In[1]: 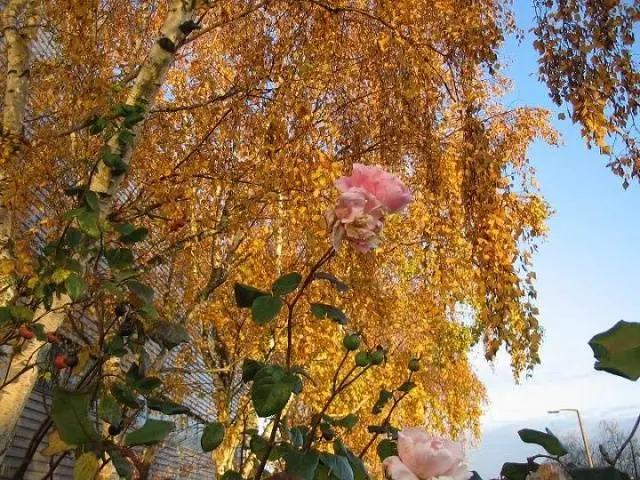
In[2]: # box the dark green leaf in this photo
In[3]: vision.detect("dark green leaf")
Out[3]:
[120,227,148,244]
[64,274,87,301]
[135,376,161,393]
[115,223,135,236]
[336,414,358,429]
[147,397,191,416]
[89,117,108,135]
[102,147,128,173]
[589,321,640,381]
[123,112,145,128]
[105,248,134,270]
[242,359,264,382]
[83,191,100,212]
[319,453,354,480]
[312,272,349,293]
[251,295,283,325]
[377,439,397,462]
[234,283,269,308]
[334,440,370,480]
[109,450,134,480]
[106,336,127,357]
[31,323,46,341]
[398,381,417,393]
[0,307,13,326]
[148,320,189,349]
[518,428,568,456]
[111,384,142,409]
[500,463,538,480]
[99,395,122,426]
[310,303,347,325]
[126,280,154,304]
[290,426,309,449]
[10,305,34,322]
[250,434,269,456]
[125,419,173,446]
[77,210,100,238]
[118,129,135,146]
[51,390,100,444]
[65,228,83,248]
[284,450,320,479]
[272,272,302,296]
[220,472,243,480]
[372,390,393,415]
[251,366,293,417]
[201,422,225,452]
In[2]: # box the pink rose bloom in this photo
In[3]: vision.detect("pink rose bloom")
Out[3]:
[383,429,471,480]
[326,164,412,252]
[335,163,413,213]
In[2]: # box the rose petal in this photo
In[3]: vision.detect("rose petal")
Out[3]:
[383,456,420,480]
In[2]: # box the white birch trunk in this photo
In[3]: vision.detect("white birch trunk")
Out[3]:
[0,0,200,464]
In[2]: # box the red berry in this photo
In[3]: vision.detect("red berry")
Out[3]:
[18,325,35,339]
[46,332,60,343]
[53,353,67,370]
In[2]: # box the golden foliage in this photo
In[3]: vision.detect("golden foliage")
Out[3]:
[3,0,562,474]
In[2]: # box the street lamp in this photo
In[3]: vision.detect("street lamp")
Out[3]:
[548,408,593,467]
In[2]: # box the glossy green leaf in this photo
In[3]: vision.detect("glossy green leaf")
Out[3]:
[377,439,397,462]
[234,283,269,308]
[109,450,134,480]
[312,272,349,293]
[518,428,568,456]
[120,227,148,244]
[589,321,640,381]
[201,422,225,452]
[571,467,631,480]
[64,274,87,301]
[242,359,264,382]
[51,390,100,445]
[310,303,347,325]
[284,450,320,479]
[77,210,100,238]
[147,397,191,415]
[105,248,134,270]
[251,366,293,417]
[500,463,538,480]
[251,295,283,325]
[125,419,173,446]
[319,453,354,480]
[99,395,122,426]
[272,272,302,296]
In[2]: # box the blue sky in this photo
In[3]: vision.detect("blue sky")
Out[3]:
[469,4,640,477]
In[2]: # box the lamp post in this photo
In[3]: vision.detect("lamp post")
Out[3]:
[548,408,593,467]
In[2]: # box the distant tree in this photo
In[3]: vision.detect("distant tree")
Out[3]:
[561,420,640,479]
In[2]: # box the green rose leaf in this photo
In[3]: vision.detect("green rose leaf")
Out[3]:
[311,271,349,293]
[105,248,134,270]
[147,397,191,416]
[83,191,100,212]
[377,439,398,462]
[220,472,243,480]
[201,422,225,452]
[284,450,320,479]
[51,390,100,445]
[319,453,354,480]
[518,428,568,456]
[111,384,143,409]
[125,419,174,446]
[126,279,154,304]
[234,283,269,308]
[588,320,640,381]
[310,303,347,325]
[334,439,370,480]
[398,381,417,393]
[500,463,538,480]
[336,414,358,429]
[242,359,265,382]
[251,295,283,325]
[272,272,303,296]
[77,210,100,238]
[148,320,189,350]
[99,395,122,426]
[251,366,293,417]
[109,450,134,480]
[64,274,87,301]
[120,227,148,244]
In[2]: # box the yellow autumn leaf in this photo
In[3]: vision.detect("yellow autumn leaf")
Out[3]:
[40,430,74,456]
[73,452,98,480]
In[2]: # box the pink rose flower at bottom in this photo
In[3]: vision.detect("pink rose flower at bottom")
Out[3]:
[383,429,471,480]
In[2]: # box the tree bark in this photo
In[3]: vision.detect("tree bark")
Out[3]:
[0,0,200,467]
